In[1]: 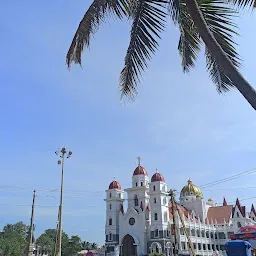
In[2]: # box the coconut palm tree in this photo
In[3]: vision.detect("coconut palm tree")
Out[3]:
[66,0,256,110]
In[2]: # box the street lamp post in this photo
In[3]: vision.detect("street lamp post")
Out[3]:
[55,147,72,256]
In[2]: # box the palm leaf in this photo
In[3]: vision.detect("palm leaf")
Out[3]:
[198,0,240,91]
[168,0,181,23]
[178,1,201,72]
[226,0,256,9]
[206,48,234,92]
[119,0,167,98]
[66,0,127,67]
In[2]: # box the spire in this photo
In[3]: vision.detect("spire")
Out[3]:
[235,198,241,207]
[251,204,256,215]
[223,197,227,206]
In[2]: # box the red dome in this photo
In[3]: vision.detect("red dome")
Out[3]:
[109,180,121,190]
[133,165,148,176]
[151,172,165,182]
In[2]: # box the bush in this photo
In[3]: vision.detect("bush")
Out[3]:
[149,253,164,256]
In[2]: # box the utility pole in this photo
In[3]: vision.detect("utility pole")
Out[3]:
[55,147,72,256]
[54,207,60,256]
[169,189,196,256]
[169,189,178,256]
[27,190,36,256]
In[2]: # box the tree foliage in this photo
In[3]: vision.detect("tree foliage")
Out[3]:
[0,222,99,256]
[149,253,164,256]
[36,229,98,256]
[66,0,256,110]
[0,222,29,256]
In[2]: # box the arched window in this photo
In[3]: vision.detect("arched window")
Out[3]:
[154,229,159,237]
[136,182,138,187]
[109,233,112,241]
[154,212,158,220]
[109,204,112,210]
[109,218,112,225]
[163,197,167,205]
[141,182,143,186]
[154,198,156,204]
[237,222,242,228]
[153,185,156,191]
[164,211,168,222]
[109,192,112,198]
[236,212,239,218]
[134,195,138,206]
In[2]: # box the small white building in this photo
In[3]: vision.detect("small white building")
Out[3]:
[104,161,256,256]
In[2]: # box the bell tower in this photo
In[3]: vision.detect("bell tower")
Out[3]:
[104,178,124,255]
[149,169,169,239]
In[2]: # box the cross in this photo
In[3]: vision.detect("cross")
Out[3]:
[137,156,141,166]
[156,168,158,173]
[114,177,116,181]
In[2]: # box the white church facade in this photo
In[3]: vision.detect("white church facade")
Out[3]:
[104,161,256,256]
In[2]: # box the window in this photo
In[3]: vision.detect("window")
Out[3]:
[109,233,112,241]
[134,195,138,206]
[153,185,156,191]
[109,192,112,198]
[136,182,138,187]
[155,229,159,237]
[109,218,112,225]
[237,222,242,228]
[141,182,143,186]
[164,211,168,222]
[163,197,167,205]
[119,193,121,198]
[236,212,239,218]
[154,198,156,204]
[167,229,170,237]
[110,204,112,210]
[154,212,158,220]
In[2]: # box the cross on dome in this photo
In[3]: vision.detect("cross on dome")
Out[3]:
[156,168,158,173]
[137,156,141,166]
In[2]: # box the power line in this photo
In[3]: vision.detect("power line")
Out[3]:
[199,167,256,189]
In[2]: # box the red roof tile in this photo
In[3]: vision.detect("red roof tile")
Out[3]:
[207,205,233,224]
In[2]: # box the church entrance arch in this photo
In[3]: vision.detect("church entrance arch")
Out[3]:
[122,234,136,256]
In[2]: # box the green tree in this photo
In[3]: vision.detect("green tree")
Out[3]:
[36,229,69,256]
[91,242,98,250]
[67,0,256,110]
[0,222,29,256]
[63,235,83,256]
[149,253,164,256]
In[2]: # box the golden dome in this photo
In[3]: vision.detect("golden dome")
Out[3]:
[180,179,203,199]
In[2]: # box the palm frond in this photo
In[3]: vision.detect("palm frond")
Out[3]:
[226,0,256,9]
[66,0,127,67]
[199,0,240,91]
[119,0,167,98]
[168,0,181,23]
[178,1,201,72]
[206,48,234,92]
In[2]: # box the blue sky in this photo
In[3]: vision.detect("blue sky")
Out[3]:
[1,0,256,246]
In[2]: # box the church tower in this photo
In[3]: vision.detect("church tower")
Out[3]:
[149,169,169,243]
[104,179,124,255]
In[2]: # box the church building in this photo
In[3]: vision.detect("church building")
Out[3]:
[104,160,256,256]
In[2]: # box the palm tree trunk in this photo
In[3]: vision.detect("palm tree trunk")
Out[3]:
[185,0,256,111]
